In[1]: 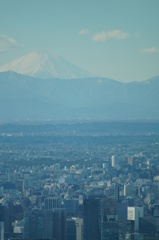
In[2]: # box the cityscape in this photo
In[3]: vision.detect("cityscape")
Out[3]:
[1,1,159,240]
[0,121,159,239]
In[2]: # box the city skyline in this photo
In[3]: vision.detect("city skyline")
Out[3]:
[0,0,159,82]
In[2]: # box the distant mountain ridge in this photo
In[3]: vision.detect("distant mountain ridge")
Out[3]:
[0,71,159,121]
[0,50,93,79]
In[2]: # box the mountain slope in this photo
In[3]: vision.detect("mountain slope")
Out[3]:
[0,50,92,79]
[0,72,159,121]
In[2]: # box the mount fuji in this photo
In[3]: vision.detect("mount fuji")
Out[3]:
[0,50,93,79]
[0,50,159,121]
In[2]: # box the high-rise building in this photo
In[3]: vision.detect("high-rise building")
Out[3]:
[0,205,5,223]
[111,155,116,167]
[83,198,118,240]
[0,203,12,239]
[139,216,159,236]
[66,217,83,240]
[24,208,66,240]
[83,198,101,240]
[118,202,127,221]
[67,218,76,240]
[44,196,62,210]
[24,209,45,240]
[52,208,67,240]
[0,222,4,240]
[64,199,79,216]
[100,198,118,240]
[127,206,144,232]
[75,218,83,240]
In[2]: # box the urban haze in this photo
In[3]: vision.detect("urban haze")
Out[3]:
[0,1,159,240]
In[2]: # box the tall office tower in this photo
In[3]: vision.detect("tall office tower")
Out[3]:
[100,198,118,240]
[111,155,116,167]
[66,218,83,240]
[44,210,53,239]
[83,198,101,240]
[0,222,4,240]
[75,218,83,240]
[24,208,66,240]
[0,205,5,225]
[44,208,66,240]
[0,203,12,239]
[44,196,62,210]
[23,209,45,240]
[83,198,119,240]
[127,206,144,232]
[64,199,79,216]
[139,216,159,236]
[67,218,76,240]
[118,202,127,221]
[52,208,67,240]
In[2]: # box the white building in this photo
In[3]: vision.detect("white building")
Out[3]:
[127,206,144,231]
[111,155,115,167]
[75,218,83,240]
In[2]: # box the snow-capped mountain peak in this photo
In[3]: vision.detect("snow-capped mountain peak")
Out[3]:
[0,50,92,79]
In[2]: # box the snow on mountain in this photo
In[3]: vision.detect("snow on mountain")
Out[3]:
[0,50,93,79]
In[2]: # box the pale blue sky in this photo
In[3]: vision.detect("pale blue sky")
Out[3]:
[0,0,159,82]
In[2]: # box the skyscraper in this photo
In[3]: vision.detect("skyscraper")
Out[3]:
[67,218,76,240]
[111,155,116,167]
[100,198,118,240]
[0,222,4,240]
[83,198,101,240]
[52,208,67,240]
[75,218,83,240]
[83,198,118,240]
[24,208,66,240]
[44,196,62,210]
[24,209,45,240]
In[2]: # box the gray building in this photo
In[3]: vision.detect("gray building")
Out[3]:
[24,208,66,240]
